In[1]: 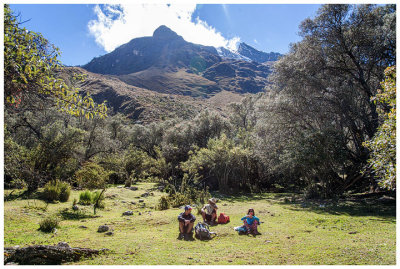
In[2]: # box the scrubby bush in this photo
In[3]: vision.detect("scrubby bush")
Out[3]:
[75,162,108,189]
[157,196,171,210]
[42,180,71,202]
[39,216,60,232]
[58,182,71,202]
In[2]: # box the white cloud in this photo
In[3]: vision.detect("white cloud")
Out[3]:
[88,4,240,53]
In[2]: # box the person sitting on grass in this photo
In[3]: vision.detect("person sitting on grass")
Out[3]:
[241,208,261,235]
[201,198,218,225]
[178,205,196,240]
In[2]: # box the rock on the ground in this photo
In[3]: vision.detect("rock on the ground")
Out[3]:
[122,211,134,216]
[139,199,144,203]
[97,225,110,233]
[129,186,138,191]
[56,242,70,248]
[105,231,114,236]
[79,226,88,229]
[131,201,136,205]
[141,193,149,197]
[72,205,79,211]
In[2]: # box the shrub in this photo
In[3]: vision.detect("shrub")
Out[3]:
[39,216,60,232]
[42,181,61,202]
[79,190,93,205]
[157,196,171,210]
[75,162,108,189]
[42,180,71,202]
[58,181,71,202]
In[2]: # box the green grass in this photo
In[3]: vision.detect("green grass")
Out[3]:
[4,183,396,265]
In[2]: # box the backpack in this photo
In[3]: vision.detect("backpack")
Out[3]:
[217,213,230,224]
[195,222,216,240]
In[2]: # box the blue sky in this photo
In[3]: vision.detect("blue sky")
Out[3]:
[9,4,321,66]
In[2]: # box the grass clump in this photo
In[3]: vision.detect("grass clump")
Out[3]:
[42,180,71,202]
[79,190,94,205]
[38,216,60,232]
[78,190,105,208]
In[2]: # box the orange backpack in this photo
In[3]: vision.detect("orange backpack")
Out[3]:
[217,213,230,224]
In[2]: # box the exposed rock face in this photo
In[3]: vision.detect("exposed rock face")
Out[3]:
[82,26,274,97]
[237,42,282,63]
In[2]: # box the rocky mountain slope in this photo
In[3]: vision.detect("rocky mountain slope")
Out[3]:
[236,42,282,63]
[83,26,274,98]
[73,25,282,122]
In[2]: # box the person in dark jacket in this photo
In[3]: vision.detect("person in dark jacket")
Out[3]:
[177,205,196,240]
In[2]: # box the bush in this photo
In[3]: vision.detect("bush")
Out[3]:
[157,196,171,210]
[39,216,60,232]
[58,182,71,202]
[42,180,71,202]
[157,184,211,210]
[75,162,108,189]
[79,190,93,205]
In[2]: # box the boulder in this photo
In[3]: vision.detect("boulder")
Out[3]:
[130,187,138,191]
[105,231,114,236]
[97,225,110,233]
[141,192,149,197]
[139,199,144,203]
[122,211,134,216]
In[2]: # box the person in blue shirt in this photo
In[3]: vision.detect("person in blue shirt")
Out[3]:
[241,208,261,235]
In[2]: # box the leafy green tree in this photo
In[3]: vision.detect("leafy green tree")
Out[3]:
[364,66,396,190]
[4,5,107,118]
[255,4,396,196]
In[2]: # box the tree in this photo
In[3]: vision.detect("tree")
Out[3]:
[4,5,107,118]
[255,4,396,196]
[363,66,396,190]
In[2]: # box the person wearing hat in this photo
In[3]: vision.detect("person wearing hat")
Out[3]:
[177,205,196,240]
[201,198,218,225]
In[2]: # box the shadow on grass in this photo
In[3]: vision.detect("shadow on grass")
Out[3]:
[58,208,98,220]
[212,192,287,203]
[212,190,395,220]
[277,196,396,221]
[4,189,44,201]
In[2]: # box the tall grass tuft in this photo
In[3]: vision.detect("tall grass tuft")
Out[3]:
[78,190,93,205]
[39,216,60,232]
[42,180,71,202]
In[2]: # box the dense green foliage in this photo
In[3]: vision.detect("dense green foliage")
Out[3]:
[4,5,107,118]
[42,180,71,202]
[364,66,396,190]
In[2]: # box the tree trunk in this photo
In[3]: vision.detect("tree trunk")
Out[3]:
[4,244,109,265]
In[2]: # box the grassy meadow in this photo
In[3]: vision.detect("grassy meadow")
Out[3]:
[4,182,396,265]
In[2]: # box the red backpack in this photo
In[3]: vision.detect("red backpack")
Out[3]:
[218,213,230,224]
